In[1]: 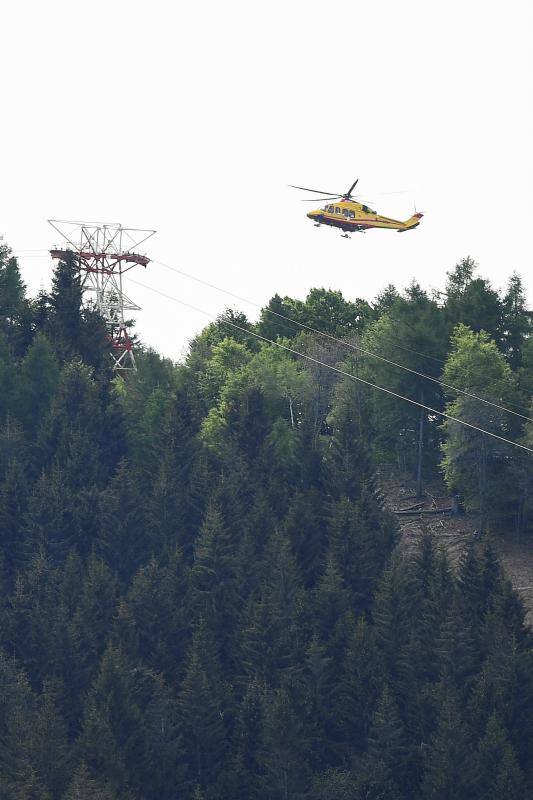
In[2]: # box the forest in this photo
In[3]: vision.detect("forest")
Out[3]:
[0,239,532,799]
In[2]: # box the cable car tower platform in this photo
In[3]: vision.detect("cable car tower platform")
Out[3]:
[48,220,156,371]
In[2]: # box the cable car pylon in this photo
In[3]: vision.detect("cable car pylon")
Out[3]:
[48,220,156,371]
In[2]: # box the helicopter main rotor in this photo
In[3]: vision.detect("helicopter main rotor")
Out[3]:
[289,178,359,200]
[288,178,378,204]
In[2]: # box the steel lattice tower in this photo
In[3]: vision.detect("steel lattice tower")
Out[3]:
[49,220,155,371]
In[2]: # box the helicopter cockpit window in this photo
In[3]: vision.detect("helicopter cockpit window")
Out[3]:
[362,205,369,213]
[349,210,355,219]
[335,207,341,215]
[342,209,350,218]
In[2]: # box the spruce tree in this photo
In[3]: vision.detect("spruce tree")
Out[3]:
[177,622,228,792]
[62,763,116,800]
[335,615,381,754]
[79,645,143,798]
[13,333,60,435]
[97,460,150,582]
[71,554,119,694]
[476,714,524,800]
[190,502,240,667]
[0,458,29,581]
[48,251,84,360]
[420,689,478,800]
[0,247,31,356]
[114,550,188,683]
[444,257,504,346]
[361,685,406,800]
[0,332,15,427]
[501,272,531,369]
[257,680,310,800]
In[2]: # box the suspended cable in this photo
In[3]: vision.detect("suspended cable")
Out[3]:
[152,259,533,424]
[126,276,533,456]
[154,260,450,365]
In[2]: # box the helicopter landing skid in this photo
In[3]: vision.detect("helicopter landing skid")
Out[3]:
[340,232,351,238]
[314,223,321,227]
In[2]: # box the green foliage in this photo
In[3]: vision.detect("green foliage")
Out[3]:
[0,332,15,425]
[0,236,532,799]
[13,334,60,434]
[359,283,448,487]
[445,257,504,345]
[441,324,523,527]
[420,689,478,800]
[258,287,375,341]
[200,344,310,459]
[501,272,532,368]
[178,622,227,792]
[0,247,31,356]
[48,252,84,359]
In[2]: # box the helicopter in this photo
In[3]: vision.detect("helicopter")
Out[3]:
[290,179,423,237]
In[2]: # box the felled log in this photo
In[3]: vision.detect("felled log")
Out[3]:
[398,501,425,512]
[394,507,454,517]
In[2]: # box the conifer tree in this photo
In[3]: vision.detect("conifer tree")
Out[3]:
[190,503,240,666]
[362,685,406,800]
[13,333,60,435]
[240,532,306,684]
[62,763,116,800]
[335,615,381,753]
[282,488,325,588]
[501,272,531,369]
[0,246,31,356]
[420,689,478,800]
[444,257,504,346]
[487,744,527,800]
[27,680,69,799]
[141,675,185,800]
[475,714,524,800]
[0,332,15,426]
[24,465,100,562]
[435,595,479,698]
[3,550,61,684]
[79,645,143,798]
[48,251,84,359]
[0,656,67,800]
[257,680,310,800]
[0,458,29,580]
[177,622,228,792]
[36,360,103,487]
[300,633,339,770]
[229,678,264,799]
[372,556,413,688]
[114,550,188,682]
[71,554,119,693]
[312,558,349,646]
[97,460,150,582]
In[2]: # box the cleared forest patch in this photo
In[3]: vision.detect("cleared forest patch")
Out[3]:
[380,475,533,626]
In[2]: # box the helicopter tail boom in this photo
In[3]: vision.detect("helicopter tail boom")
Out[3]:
[398,212,423,231]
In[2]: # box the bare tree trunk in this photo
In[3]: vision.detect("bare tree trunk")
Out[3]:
[479,435,487,532]
[416,405,425,499]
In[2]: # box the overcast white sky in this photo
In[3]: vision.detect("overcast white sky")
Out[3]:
[1,0,532,359]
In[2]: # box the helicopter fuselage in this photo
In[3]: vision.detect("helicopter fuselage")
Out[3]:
[307,199,422,233]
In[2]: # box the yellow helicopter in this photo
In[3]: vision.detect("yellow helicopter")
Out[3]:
[290,179,423,237]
